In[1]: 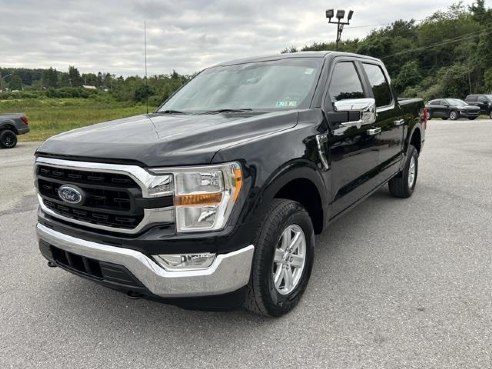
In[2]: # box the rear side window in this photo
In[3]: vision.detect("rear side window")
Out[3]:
[430,100,440,105]
[328,62,365,103]
[478,96,487,103]
[362,63,392,107]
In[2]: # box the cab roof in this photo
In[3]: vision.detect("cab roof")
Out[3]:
[211,51,381,68]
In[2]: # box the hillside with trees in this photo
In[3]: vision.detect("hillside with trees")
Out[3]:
[283,1,492,100]
[1,1,490,105]
[0,65,191,108]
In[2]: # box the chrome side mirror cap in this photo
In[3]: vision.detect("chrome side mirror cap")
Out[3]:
[334,98,376,128]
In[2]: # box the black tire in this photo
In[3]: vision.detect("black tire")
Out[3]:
[468,117,477,120]
[449,110,459,120]
[244,199,314,317]
[0,130,17,148]
[441,117,448,120]
[388,145,418,198]
[489,111,492,119]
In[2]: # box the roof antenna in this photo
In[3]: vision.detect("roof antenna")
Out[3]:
[144,21,149,114]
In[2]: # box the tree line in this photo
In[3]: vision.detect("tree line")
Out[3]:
[283,1,492,100]
[0,65,191,106]
[1,1,490,104]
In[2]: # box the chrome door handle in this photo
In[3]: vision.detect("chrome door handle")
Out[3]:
[394,119,405,126]
[367,127,381,135]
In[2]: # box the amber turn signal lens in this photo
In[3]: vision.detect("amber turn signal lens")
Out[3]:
[233,168,242,202]
[175,192,223,206]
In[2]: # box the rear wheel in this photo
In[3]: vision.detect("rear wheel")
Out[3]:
[489,111,492,119]
[245,199,314,317]
[449,110,459,120]
[0,130,17,148]
[389,145,418,198]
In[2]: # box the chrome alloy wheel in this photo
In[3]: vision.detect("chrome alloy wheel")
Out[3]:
[272,224,306,295]
[408,155,416,189]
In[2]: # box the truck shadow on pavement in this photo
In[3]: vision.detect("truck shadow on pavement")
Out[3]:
[43,187,400,329]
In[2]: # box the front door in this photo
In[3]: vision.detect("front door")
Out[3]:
[323,60,380,217]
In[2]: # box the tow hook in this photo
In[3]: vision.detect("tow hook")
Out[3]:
[47,261,57,268]
[126,291,143,299]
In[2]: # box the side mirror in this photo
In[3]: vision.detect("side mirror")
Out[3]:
[334,98,376,128]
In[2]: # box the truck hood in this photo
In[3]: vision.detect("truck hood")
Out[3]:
[36,111,299,167]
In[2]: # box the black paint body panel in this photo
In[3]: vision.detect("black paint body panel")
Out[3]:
[36,52,425,258]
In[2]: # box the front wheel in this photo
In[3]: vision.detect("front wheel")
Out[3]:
[449,110,459,120]
[245,199,314,317]
[0,130,17,148]
[388,145,418,198]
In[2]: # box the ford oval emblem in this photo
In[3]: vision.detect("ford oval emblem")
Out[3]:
[58,185,84,205]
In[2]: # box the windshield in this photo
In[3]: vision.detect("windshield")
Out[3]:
[447,99,467,106]
[158,58,323,113]
[486,95,492,101]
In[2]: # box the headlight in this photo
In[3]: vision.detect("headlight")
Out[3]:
[151,162,242,233]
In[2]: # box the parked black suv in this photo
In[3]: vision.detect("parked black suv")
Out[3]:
[35,52,426,316]
[464,94,492,118]
[426,98,480,120]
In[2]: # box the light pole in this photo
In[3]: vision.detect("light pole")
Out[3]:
[325,9,354,50]
[0,73,12,92]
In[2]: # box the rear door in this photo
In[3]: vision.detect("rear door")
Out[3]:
[360,62,403,178]
[323,60,380,215]
[477,96,489,114]
[429,100,442,117]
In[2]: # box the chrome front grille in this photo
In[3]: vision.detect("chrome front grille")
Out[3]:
[35,157,174,234]
[42,199,142,229]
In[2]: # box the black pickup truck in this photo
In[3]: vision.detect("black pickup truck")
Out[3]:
[0,113,30,148]
[35,52,426,316]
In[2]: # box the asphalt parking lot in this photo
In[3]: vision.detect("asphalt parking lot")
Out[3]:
[0,120,491,369]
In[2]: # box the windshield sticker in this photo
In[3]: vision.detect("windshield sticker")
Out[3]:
[276,100,298,108]
[304,68,314,75]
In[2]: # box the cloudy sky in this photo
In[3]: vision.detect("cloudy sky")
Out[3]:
[0,0,486,76]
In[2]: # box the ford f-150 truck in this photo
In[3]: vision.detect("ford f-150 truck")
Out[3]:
[0,113,30,148]
[35,52,426,316]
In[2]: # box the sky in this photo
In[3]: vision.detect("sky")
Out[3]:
[0,0,486,77]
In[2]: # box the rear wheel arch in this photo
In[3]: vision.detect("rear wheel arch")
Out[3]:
[409,127,421,154]
[405,125,421,155]
[0,123,17,134]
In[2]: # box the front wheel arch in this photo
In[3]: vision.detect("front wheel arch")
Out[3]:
[253,164,327,235]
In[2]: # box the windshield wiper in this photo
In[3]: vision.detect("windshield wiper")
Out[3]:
[156,109,189,114]
[199,108,253,115]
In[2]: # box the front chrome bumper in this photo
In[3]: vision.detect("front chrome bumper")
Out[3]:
[37,223,254,298]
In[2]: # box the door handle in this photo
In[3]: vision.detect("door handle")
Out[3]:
[394,119,405,126]
[367,127,381,135]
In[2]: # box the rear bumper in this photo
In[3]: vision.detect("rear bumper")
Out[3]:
[37,223,254,298]
[17,127,30,134]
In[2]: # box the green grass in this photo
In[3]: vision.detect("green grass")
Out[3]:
[0,97,151,141]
